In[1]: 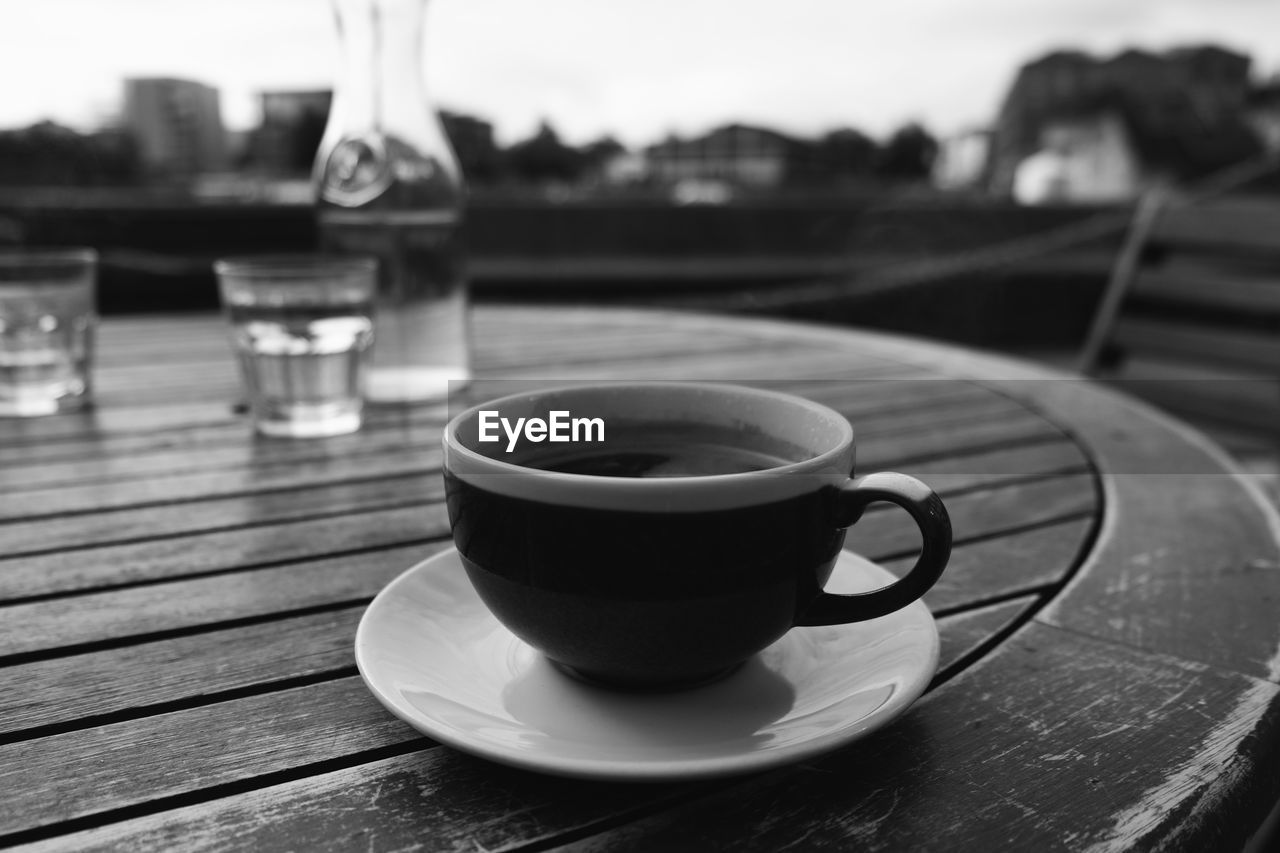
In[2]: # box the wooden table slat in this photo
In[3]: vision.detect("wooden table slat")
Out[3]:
[901,517,1096,614]
[0,541,450,661]
[0,476,444,559]
[0,505,439,602]
[0,677,421,840]
[0,607,366,740]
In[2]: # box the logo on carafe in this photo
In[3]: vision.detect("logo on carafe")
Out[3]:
[321,135,394,207]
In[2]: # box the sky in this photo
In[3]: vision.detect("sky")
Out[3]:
[3,0,1279,147]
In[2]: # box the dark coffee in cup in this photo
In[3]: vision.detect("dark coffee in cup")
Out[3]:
[443,382,951,690]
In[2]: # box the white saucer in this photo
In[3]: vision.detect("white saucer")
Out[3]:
[355,547,939,781]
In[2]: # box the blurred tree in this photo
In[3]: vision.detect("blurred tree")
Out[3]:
[0,122,141,186]
[875,123,939,180]
[505,121,587,183]
[815,128,879,177]
[577,135,627,182]
[580,136,626,167]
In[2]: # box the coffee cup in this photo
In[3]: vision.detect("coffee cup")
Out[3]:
[442,381,951,690]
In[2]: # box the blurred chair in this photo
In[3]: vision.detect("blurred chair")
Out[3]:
[1078,189,1280,433]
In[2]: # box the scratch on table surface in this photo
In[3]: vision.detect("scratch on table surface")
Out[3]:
[959,767,1043,824]
[984,785,1042,824]
[775,822,824,852]
[776,793,902,852]
[367,782,385,811]
[1088,723,1133,740]
[862,789,902,835]
[1082,677,1279,852]
[1147,682,1196,720]
[1001,694,1111,741]
[1041,748,1086,762]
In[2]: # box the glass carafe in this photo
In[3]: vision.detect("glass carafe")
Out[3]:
[314,0,470,402]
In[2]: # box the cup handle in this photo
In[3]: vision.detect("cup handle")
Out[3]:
[797,472,952,625]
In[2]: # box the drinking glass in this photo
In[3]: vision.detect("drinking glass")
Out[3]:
[215,255,377,438]
[0,248,97,417]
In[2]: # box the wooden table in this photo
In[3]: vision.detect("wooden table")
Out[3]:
[2,306,1278,851]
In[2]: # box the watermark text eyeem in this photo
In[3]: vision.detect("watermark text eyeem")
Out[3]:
[478,410,605,452]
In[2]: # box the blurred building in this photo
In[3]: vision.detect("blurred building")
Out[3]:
[600,150,648,184]
[645,125,812,187]
[933,128,993,190]
[989,46,1265,202]
[123,78,229,176]
[1013,103,1145,204]
[251,89,332,174]
[439,111,500,182]
[1247,81,1280,152]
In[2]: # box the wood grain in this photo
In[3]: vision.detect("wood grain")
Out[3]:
[0,472,1090,659]
[0,475,443,558]
[0,677,424,839]
[558,624,1280,853]
[0,505,444,601]
[0,607,365,738]
[0,448,445,521]
[1026,380,1280,684]
[2,608,1023,850]
[846,473,1095,563]
[15,624,1276,852]
[0,523,1080,745]
[904,518,1095,614]
[0,541,452,659]
[0,393,1025,511]
[0,419,445,488]
[932,595,1039,680]
[0,439,1090,602]
[0,395,1061,552]
[9,747,688,853]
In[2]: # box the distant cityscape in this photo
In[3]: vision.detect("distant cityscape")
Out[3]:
[0,76,941,201]
[1,43,1278,205]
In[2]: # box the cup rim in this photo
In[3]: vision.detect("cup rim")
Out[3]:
[213,254,378,279]
[0,247,97,268]
[443,381,855,489]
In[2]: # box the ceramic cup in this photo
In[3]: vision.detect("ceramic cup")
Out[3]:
[442,382,952,690]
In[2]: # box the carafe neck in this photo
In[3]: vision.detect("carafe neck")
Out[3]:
[329,0,429,134]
